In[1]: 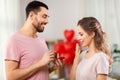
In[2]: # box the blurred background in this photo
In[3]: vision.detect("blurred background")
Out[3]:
[0,0,120,80]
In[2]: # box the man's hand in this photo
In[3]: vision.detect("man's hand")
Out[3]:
[40,50,56,67]
[49,57,64,73]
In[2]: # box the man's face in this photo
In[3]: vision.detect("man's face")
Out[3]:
[32,7,49,32]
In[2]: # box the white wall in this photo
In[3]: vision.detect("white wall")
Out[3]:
[20,0,81,40]
[20,0,120,47]
[0,0,21,79]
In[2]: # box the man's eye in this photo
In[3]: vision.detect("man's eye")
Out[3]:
[42,15,49,19]
[42,15,47,18]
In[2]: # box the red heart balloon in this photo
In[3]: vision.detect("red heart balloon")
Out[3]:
[63,41,74,52]
[53,29,78,65]
[64,29,75,41]
[60,53,75,64]
[54,42,65,53]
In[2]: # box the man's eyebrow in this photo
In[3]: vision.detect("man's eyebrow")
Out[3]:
[44,14,50,17]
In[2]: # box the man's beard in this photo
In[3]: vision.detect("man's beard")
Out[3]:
[35,24,44,33]
[32,22,44,33]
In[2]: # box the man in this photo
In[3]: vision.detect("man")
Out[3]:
[5,1,63,80]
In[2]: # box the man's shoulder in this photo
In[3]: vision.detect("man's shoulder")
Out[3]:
[8,32,20,42]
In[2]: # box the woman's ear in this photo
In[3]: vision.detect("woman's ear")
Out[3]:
[91,32,95,38]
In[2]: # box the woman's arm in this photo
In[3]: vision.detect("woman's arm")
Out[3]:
[70,44,81,80]
[97,74,108,80]
[70,58,80,80]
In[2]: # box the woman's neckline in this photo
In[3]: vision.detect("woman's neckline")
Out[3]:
[83,50,101,60]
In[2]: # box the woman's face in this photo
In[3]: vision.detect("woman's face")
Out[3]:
[77,25,93,47]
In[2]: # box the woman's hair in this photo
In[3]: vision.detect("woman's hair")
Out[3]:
[77,17,113,71]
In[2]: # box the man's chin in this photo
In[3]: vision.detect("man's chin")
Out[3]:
[37,30,44,32]
[37,29,44,32]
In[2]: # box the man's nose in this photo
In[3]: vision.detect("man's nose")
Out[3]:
[45,18,49,24]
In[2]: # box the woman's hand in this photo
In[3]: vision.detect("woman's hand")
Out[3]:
[75,44,81,56]
[74,43,81,63]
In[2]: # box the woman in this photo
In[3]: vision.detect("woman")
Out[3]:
[70,17,112,80]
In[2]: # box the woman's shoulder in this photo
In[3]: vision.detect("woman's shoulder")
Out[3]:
[98,52,108,58]
[96,52,109,61]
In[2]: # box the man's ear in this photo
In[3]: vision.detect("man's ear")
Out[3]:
[29,11,35,20]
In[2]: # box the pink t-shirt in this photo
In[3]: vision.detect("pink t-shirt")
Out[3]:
[5,32,49,80]
[76,50,109,80]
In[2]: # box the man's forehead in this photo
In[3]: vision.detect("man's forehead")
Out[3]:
[38,7,49,15]
[39,7,48,12]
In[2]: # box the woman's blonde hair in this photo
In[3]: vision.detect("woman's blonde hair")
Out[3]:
[77,17,113,71]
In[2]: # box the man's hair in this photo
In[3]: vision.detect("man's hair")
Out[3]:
[26,1,48,18]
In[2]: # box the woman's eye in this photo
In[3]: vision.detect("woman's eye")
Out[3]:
[79,33,83,36]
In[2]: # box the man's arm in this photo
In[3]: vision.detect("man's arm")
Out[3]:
[5,50,55,80]
[5,60,44,80]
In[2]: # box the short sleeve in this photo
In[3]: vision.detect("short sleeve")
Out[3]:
[5,37,20,62]
[96,53,109,74]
